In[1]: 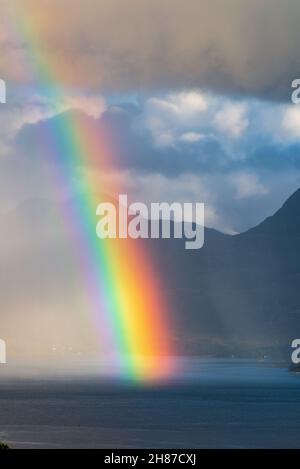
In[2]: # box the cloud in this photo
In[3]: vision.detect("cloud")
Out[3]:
[152,91,208,119]
[126,169,300,234]
[2,89,300,235]
[213,103,248,138]
[179,132,204,143]
[231,171,268,199]
[139,91,208,148]
[282,107,300,139]
[13,91,106,129]
[1,0,300,100]
[0,88,106,162]
[137,91,264,150]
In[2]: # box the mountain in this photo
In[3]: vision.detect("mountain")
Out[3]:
[153,188,300,358]
[2,189,300,360]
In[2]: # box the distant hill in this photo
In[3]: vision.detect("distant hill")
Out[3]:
[2,189,300,360]
[152,188,300,358]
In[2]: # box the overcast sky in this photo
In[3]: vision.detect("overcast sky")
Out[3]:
[0,0,300,236]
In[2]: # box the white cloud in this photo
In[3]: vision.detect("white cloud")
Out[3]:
[179,132,204,143]
[146,91,208,123]
[164,91,208,118]
[141,90,208,148]
[282,106,300,139]
[213,103,248,138]
[125,171,238,234]
[232,172,268,199]
[14,92,106,130]
[139,91,253,149]
[0,90,106,160]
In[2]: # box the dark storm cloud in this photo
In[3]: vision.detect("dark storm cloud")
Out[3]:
[1,0,300,100]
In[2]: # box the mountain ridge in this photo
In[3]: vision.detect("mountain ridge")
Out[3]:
[1,188,300,359]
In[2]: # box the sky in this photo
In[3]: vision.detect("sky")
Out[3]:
[1,0,300,359]
[0,0,300,235]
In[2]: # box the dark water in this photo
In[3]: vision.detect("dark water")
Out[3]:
[0,359,300,448]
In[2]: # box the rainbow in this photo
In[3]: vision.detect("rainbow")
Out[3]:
[4,2,175,381]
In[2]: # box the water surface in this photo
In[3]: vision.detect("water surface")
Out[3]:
[0,359,299,448]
